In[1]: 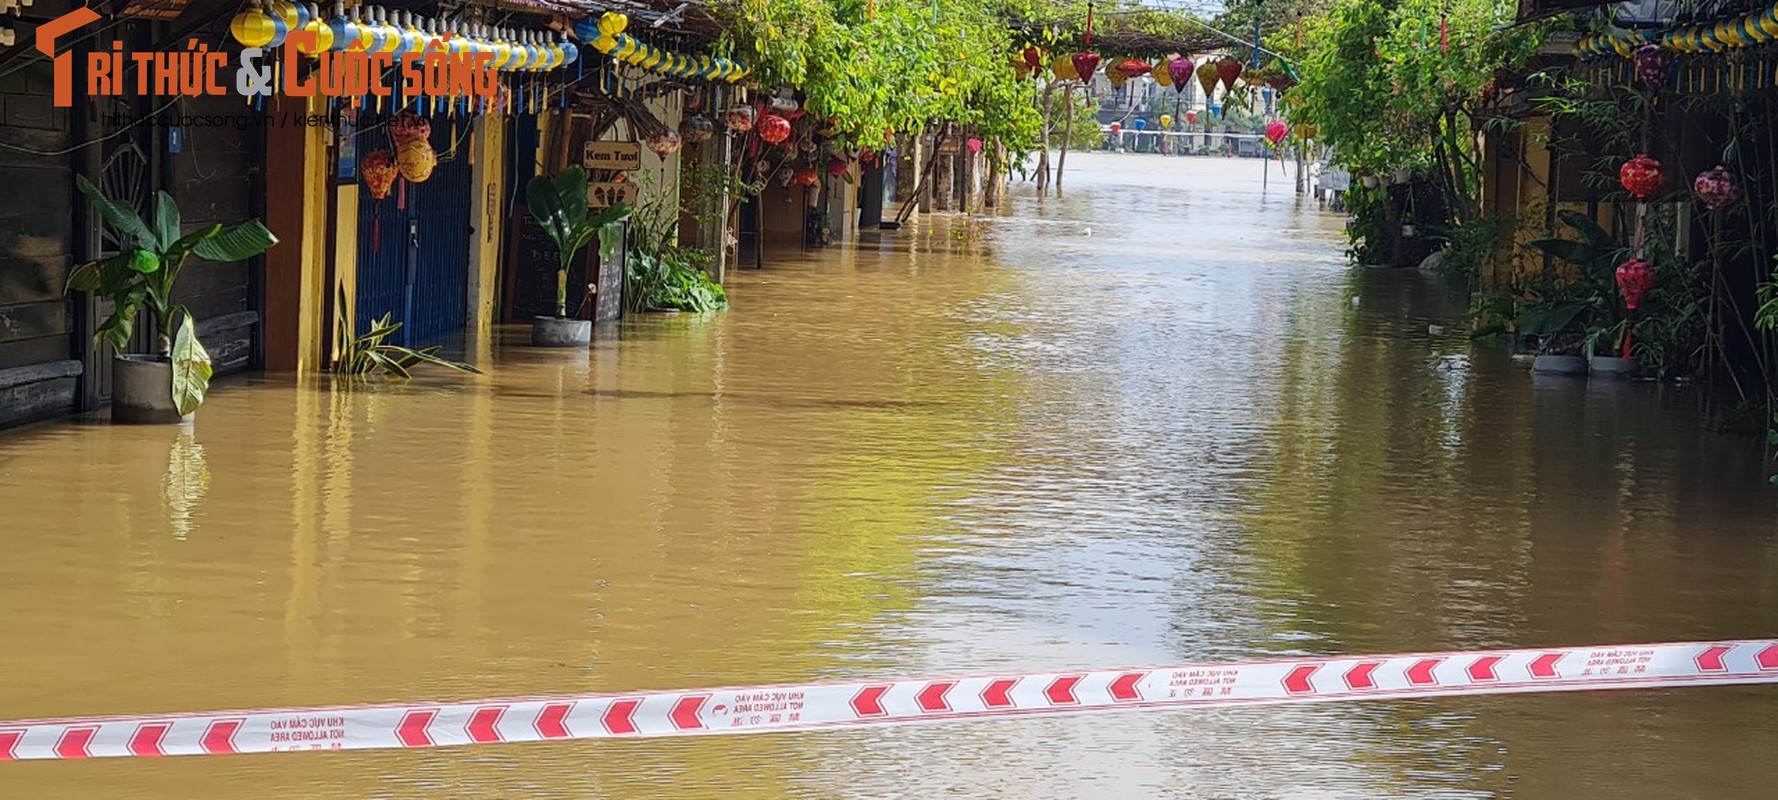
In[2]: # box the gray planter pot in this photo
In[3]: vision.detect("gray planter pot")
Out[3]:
[532,316,592,347]
[1589,355,1635,379]
[1531,354,1589,376]
[112,355,193,425]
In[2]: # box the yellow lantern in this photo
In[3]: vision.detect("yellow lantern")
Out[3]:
[296,4,332,55]
[1763,6,1778,40]
[397,138,436,184]
[1051,54,1077,80]
[229,2,280,49]
[641,46,664,70]
[1153,61,1172,87]
[1159,113,1172,128]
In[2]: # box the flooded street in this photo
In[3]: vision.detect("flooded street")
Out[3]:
[4,154,1777,797]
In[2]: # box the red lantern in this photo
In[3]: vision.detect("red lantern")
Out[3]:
[1113,58,1151,77]
[1616,258,1655,310]
[1109,122,1121,135]
[967,137,983,154]
[360,150,397,200]
[1264,119,1288,146]
[1167,57,1193,90]
[1619,154,1666,201]
[1185,109,1198,125]
[826,158,849,177]
[1216,56,1244,92]
[389,112,430,147]
[1072,52,1100,81]
[724,105,756,133]
[792,167,819,187]
[1022,46,1042,69]
[757,113,792,145]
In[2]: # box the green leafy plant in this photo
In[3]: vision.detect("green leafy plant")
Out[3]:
[526,165,630,318]
[331,287,480,378]
[67,175,278,415]
[623,173,727,314]
[1515,210,1628,350]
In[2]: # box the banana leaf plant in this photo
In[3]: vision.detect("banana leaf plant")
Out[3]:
[67,175,278,415]
[526,165,630,317]
[1519,210,1626,344]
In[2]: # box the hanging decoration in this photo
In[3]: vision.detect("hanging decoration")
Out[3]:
[680,116,715,144]
[1614,257,1655,362]
[1113,58,1151,78]
[360,150,397,200]
[1072,52,1101,82]
[1693,165,1739,210]
[1294,122,1318,140]
[1051,54,1079,81]
[646,129,683,157]
[1168,58,1193,91]
[725,105,756,133]
[577,12,748,82]
[1264,119,1288,146]
[1216,56,1244,93]
[1023,45,1044,70]
[1109,122,1121,135]
[1159,114,1172,128]
[1632,43,1668,90]
[1107,68,1128,90]
[1195,60,1219,97]
[792,167,820,188]
[967,137,984,153]
[757,112,793,145]
[826,158,850,177]
[396,137,436,183]
[1619,154,1667,201]
[230,1,282,49]
[1185,109,1198,125]
[1153,61,1173,88]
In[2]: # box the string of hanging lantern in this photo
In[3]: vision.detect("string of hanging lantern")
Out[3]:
[573,12,748,82]
[1572,8,1778,93]
[228,1,582,115]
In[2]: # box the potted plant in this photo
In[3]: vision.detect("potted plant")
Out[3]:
[526,165,629,347]
[68,177,277,423]
[1524,211,1627,376]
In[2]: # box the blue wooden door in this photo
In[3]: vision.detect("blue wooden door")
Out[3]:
[356,134,474,346]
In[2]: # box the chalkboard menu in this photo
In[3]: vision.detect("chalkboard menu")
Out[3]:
[505,213,626,323]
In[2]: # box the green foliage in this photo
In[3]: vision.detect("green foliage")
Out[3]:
[68,176,275,416]
[331,287,481,379]
[623,174,727,314]
[69,176,278,356]
[1428,215,1509,282]
[1291,0,1540,223]
[1043,86,1102,150]
[526,165,631,317]
[714,0,1040,155]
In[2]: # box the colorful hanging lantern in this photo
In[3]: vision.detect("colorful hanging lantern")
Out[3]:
[396,139,436,183]
[646,129,682,157]
[360,150,397,200]
[230,1,281,48]
[680,116,715,144]
[1159,113,1172,128]
[826,158,849,177]
[1619,154,1666,201]
[1616,258,1654,311]
[967,137,983,154]
[1693,165,1740,210]
[1185,109,1198,125]
[757,112,792,145]
[389,112,430,147]
[1264,119,1288,146]
[1051,54,1078,81]
[1022,45,1043,70]
[1168,58,1193,92]
[792,167,819,187]
[724,105,756,133]
[1294,122,1319,140]
[1114,58,1151,78]
[1072,52,1101,82]
[1195,60,1219,97]
[1109,122,1121,135]
[1153,61,1173,88]
[1107,70,1128,89]
[1633,44,1668,91]
[1216,56,1244,93]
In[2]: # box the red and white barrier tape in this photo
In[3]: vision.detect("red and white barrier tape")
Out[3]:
[3,639,1775,761]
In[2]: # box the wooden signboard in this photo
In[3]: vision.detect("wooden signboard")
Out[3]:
[582,141,642,171]
[588,182,639,209]
[122,0,192,20]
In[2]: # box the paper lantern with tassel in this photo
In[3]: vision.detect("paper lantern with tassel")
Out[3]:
[757,113,792,144]
[1264,119,1288,146]
[646,129,682,157]
[397,139,436,183]
[1153,61,1172,88]
[1693,165,1739,210]
[230,1,281,48]
[1216,56,1244,92]
[1072,52,1101,82]
[1195,60,1218,97]
[360,150,397,200]
[1051,54,1078,81]
[1620,154,1666,201]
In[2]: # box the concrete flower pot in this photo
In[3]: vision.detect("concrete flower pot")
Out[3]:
[112,355,193,424]
[531,316,592,348]
[1531,354,1589,376]
[1589,355,1635,379]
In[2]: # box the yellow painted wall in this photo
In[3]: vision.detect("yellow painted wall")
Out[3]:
[467,115,506,361]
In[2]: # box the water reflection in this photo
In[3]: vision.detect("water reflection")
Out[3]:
[0,155,1775,798]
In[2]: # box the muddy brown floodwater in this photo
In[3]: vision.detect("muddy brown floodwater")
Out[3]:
[3,154,1778,798]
